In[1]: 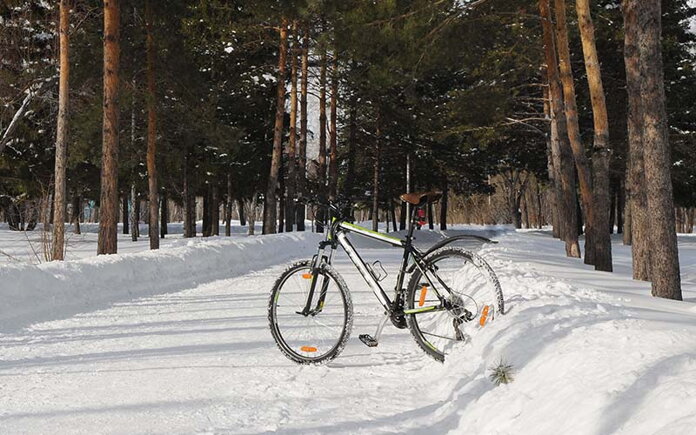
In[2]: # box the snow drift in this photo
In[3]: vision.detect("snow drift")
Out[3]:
[0,233,321,333]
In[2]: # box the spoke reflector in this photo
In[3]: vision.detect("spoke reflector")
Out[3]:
[300,346,317,352]
[479,305,490,327]
[302,273,313,279]
[418,286,428,307]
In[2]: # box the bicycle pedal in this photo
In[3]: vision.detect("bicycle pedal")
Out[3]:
[359,334,379,347]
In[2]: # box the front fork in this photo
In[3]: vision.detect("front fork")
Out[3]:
[298,241,334,316]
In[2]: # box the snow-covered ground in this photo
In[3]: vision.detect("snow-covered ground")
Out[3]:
[1,225,696,434]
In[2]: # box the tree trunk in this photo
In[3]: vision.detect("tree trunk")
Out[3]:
[617,179,624,234]
[328,54,339,200]
[183,155,194,238]
[390,201,397,233]
[122,194,129,234]
[212,184,220,236]
[372,111,381,232]
[427,200,434,230]
[145,0,159,249]
[263,19,288,235]
[296,24,309,232]
[203,188,211,237]
[52,0,70,261]
[278,167,285,233]
[226,174,232,236]
[622,0,650,280]
[316,45,328,233]
[285,22,298,232]
[539,0,580,257]
[609,180,617,234]
[553,0,595,262]
[237,198,246,227]
[160,191,167,238]
[130,184,138,241]
[343,92,358,199]
[636,0,682,300]
[440,176,448,230]
[576,0,612,271]
[98,0,121,255]
[71,194,81,235]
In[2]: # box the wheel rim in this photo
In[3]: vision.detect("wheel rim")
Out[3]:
[411,253,499,357]
[272,266,348,361]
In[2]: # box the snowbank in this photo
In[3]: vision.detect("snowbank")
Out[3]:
[0,232,321,333]
[411,232,696,434]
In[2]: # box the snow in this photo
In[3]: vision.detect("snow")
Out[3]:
[1,226,696,433]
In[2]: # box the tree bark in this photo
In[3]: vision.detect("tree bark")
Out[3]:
[539,0,580,257]
[183,155,194,238]
[316,44,328,233]
[226,174,232,236]
[237,198,246,227]
[553,0,595,262]
[145,0,159,249]
[52,0,70,261]
[296,24,309,232]
[263,19,288,234]
[440,176,448,230]
[635,0,682,300]
[160,191,167,238]
[372,110,381,232]
[343,92,357,199]
[328,54,339,200]
[98,0,120,255]
[622,0,651,279]
[71,194,81,235]
[212,184,219,236]
[122,194,129,234]
[576,0,612,271]
[130,185,138,241]
[285,22,298,232]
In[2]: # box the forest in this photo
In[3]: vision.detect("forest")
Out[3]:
[1,0,695,302]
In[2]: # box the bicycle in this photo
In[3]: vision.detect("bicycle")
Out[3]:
[268,192,505,364]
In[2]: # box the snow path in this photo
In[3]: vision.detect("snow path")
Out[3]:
[2,230,696,434]
[0,247,453,434]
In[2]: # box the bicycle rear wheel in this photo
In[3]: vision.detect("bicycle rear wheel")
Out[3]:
[268,260,353,364]
[405,247,504,362]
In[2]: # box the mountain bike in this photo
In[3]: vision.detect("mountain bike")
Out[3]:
[268,192,505,364]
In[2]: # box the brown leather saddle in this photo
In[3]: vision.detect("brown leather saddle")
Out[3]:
[399,191,442,205]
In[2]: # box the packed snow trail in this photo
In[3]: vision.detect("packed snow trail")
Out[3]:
[1,229,696,434]
[0,244,466,434]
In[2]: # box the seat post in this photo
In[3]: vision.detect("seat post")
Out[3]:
[406,202,419,241]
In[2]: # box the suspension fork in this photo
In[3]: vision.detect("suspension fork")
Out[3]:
[299,240,334,316]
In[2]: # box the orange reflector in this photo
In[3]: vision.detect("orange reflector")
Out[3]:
[418,286,428,307]
[300,346,317,352]
[302,273,313,279]
[479,305,490,327]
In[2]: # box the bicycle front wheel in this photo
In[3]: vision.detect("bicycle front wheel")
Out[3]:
[405,247,504,362]
[268,261,353,364]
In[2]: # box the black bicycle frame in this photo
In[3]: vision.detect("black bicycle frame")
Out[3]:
[300,203,449,318]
